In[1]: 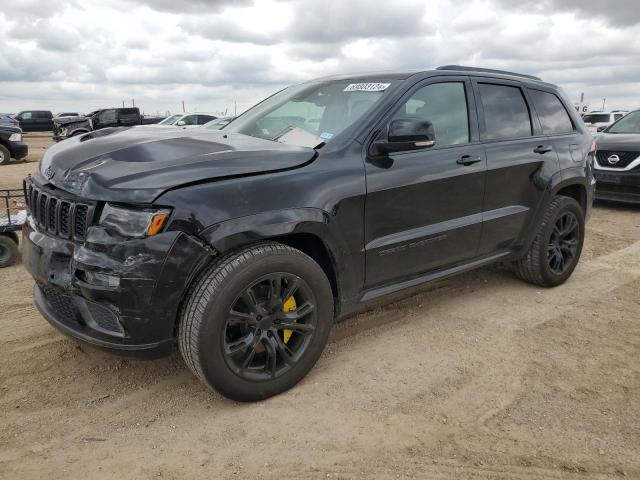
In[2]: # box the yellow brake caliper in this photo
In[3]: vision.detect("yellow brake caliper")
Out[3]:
[282,296,297,344]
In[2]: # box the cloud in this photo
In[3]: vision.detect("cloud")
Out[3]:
[493,0,640,26]
[286,0,431,44]
[123,0,252,14]
[1,0,640,116]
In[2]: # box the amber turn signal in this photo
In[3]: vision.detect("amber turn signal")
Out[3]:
[147,214,169,236]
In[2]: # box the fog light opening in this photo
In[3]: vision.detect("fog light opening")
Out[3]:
[78,270,120,288]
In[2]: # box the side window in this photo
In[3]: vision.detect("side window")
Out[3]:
[21,112,33,120]
[614,114,624,121]
[391,82,470,147]
[197,115,215,125]
[529,89,574,135]
[478,83,532,140]
[182,115,198,125]
[99,110,116,124]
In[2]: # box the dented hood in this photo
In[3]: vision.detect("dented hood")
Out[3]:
[36,127,317,203]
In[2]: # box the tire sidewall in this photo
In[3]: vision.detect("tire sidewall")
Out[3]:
[197,250,333,401]
[537,198,585,286]
[0,235,18,268]
[0,144,10,166]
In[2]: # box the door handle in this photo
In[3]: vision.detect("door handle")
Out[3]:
[533,145,553,154]
[457,155,482,166]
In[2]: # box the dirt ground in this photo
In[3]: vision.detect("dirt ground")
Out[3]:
[1,135,639,479]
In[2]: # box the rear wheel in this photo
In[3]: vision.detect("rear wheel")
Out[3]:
[0,234,18,268]
[513,196,584,287]
[0,144,11,166]
[178,242,333,401]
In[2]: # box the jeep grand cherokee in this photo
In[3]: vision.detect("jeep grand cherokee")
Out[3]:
[23,66,595,401]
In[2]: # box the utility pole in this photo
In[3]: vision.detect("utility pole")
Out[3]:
[234,101,237,116]
[122,100,125,108]
[132,99,135,107]
[602,98,606,111]
[182,100,185,113]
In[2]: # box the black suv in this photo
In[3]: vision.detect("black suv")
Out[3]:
[593,110,640,204]
[53,108,162,141]
[23,66,594,401]
[14,110,54,132]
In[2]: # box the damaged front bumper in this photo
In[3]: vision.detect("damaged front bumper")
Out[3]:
[23,216,212,358]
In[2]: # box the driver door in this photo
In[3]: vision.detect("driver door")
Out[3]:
[364,77,486,288]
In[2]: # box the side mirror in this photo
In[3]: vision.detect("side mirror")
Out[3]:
[375,118,436,154]
[176,120,186,126]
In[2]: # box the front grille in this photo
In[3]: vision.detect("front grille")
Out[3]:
[25,180,95,241]
[596,151,639,169]
[38,282,77,322]
[38,282,125,335]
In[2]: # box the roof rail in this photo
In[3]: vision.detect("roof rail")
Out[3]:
[435,65,542,81]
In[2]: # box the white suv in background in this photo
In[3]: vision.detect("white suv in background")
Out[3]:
[582,111,629,133]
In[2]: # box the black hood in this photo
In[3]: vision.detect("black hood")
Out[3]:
[53,116,89,126]
[596,133,640,151]
[35,127,317,203]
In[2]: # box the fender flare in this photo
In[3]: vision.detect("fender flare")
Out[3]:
[199,207,343,260]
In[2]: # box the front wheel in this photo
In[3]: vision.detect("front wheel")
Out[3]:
[0,144,11,166]
[0,234,19,268]
[178,242,334,401]
[513,196,585,287]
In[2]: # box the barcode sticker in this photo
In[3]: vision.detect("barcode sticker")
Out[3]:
[343,83,390,92]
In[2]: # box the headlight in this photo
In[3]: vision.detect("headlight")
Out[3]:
[60,128,68,137]
[9,133,21,142]
[99,204,171,238]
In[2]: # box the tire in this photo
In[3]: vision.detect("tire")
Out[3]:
[513,196,585,287]
[178,242,334,401]
[0,234,19,268]
[0,144,11,166]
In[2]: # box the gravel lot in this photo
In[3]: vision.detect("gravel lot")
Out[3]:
[1,134,639,479]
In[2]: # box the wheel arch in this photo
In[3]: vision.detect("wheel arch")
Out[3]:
[197,208,345,315]
[551,177,589,214]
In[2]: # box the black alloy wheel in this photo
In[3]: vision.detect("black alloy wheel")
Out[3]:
[178,242,333,401]
[223,273,317,381]
[547,212,580,275]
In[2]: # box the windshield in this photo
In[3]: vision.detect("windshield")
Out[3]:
[224,79,396,147]
[204,117,233,130]
[606,110,640,134]
[159,114,182,125]
[582,114,610,124]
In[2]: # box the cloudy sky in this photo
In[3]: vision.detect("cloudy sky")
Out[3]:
[1,0,639,116]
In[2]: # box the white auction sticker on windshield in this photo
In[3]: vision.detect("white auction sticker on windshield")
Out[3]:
[343,83,390,92]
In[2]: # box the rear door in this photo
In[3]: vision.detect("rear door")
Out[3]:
[527,87,582,176]
[36,111,53,131]
[473,79,558,255]
[364,76,486,287]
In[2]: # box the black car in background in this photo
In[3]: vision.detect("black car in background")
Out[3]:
[0,114,19,128]
[14,110,54,132]
[23,66,594,401]
[53,108,163,141]
[0,126,28,165]
[594,110,640,204]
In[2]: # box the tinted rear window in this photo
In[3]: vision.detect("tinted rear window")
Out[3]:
[529,89,574,135]
[479,83,532,141]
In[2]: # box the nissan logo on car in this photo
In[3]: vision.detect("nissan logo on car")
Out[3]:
[607,154,620,165]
